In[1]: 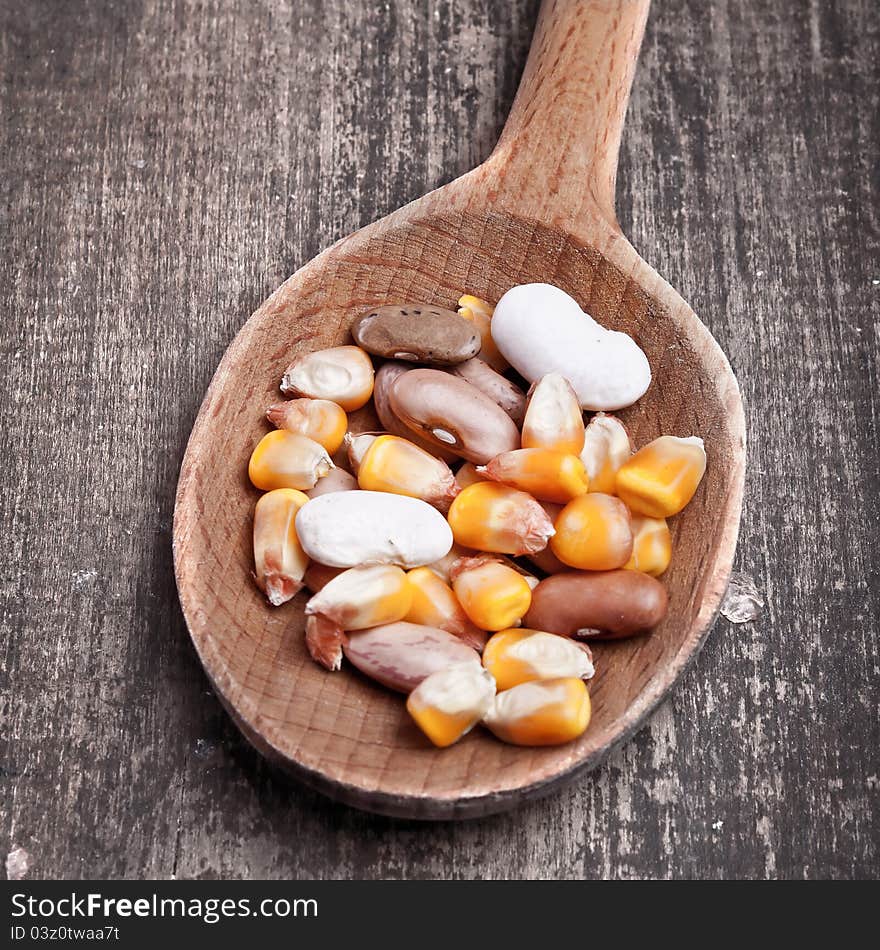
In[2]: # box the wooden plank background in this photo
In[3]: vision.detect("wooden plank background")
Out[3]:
[1,0,877,879]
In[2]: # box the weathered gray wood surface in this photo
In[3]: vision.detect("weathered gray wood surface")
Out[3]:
[1,0,877,879]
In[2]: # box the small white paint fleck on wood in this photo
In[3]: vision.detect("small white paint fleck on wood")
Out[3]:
[6,847,32,881]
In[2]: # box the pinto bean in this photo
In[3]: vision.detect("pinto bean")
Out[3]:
[372,361,459,463]
[351,304,480,365]
[344,622,481,693]
[389,368,520,464]
[449,358,526,425]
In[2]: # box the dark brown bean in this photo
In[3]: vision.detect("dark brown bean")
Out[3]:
[524,570,668,640]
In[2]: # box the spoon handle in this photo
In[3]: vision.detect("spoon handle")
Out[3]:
[485,0,649,234]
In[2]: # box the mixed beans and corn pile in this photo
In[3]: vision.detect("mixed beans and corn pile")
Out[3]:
[246,283,707,749]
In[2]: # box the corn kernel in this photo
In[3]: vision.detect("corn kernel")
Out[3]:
[450,557,532,632]
[253,488,310,605]
[482,628,594,691]
[457,294,508,373]
[616,436,707,517]
[521,373,585,455]
[524,502,568,574]
[440,550,539,590]
[624,514,672,576]
[483,677,591,746]
[248,429,334,491]
[405,567,488,651]
[457,294,493,318]
[266,398,348,454]
[281,345,375,411]
[305,613,345,671]
[355,434,460,513]
[480,448,589,504]
[305,564,413,630]
[406,662,496,748]
[455,461,487,490]
[550,492,633,570]
[501,558,540,590]
[446,482,555,556]
[580,412,632,494]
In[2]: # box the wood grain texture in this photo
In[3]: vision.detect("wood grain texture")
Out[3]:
[1,0,877,876]
[173,0,744,819]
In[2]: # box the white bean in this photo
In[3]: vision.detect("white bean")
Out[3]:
[490,283,651,411]
[295,490,453,568]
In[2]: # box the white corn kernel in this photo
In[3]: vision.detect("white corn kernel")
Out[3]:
[407,663,496,747]
[580,412,632,494]
[521,373,585,455]
[281,345,374,411]
[482,628,594,691]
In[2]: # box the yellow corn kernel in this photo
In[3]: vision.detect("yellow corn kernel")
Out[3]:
[483,678,591,746]
[405,567,487,652]
[457,294,508,373]
[281,345,375,411]
[480,448,589,504]
[521,373,585,455]
[248,430,334,491]
[304,564,413,630]
[406,662,496,748]
[356,434,460,513]
[305,613,345,671]
[253,488,310,606]
[455,462,487,490]
[499,558,540,591]
[616,436,707,518]
[457,294,493,317]
[450,557,532,632]
[446,482,555,556]
[581,412,632,494]
[550,492,633,570]
[524,502,568,574]
[431,550,535,590]
[624,514,672,576]
[344,432,376,474]
[265,398,348,454]
[482,628,594,691]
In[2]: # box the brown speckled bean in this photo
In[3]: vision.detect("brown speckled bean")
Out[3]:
[351,304,480,365]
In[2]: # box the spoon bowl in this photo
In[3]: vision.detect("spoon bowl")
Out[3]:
[173,0,745,818]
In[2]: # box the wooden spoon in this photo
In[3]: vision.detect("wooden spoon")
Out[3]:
[173,0,745,818]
